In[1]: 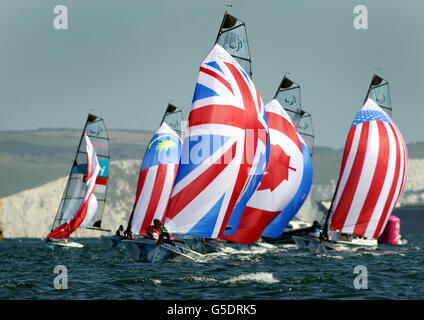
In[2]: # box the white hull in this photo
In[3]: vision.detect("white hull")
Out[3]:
[292,235,379,252]
[47,240,84,248]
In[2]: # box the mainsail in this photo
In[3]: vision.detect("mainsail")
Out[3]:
[48,114,110,237]
[128,123,181,236]
[215,12,252,78]
[47,134,101,239]
[364,74,392,117]
[327,98,407,238]
[297,111,314,156]
[221,99,304,244]
[164,44,269,238]
[274,75,303,128]
[161,103,183,137]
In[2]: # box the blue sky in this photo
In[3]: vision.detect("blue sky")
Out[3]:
[0,0,423,148]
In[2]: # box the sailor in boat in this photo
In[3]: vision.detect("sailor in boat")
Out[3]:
[307,221,323,239]
[123,228,134,239]
[145,219,175,246]
[115,225,124,238]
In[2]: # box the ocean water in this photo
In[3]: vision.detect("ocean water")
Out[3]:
[0,234,423,300]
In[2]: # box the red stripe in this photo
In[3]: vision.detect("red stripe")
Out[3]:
[329,125,356,221]
[266,112,302,152]
[220,206,280,244]
[138,165,168,236]
[218,63,263,236]
[96,177,108,185]
[199,67,234,95]
[354,122,390,236]
[397,126,408,195]
[373,124,402,237]
[331,122,370,232]
[166,143,237,220]
[133,170,148,210]
[189,104,245,128]
[335,126,357,194]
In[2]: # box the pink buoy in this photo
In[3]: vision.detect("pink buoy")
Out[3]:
[378,215,401,245]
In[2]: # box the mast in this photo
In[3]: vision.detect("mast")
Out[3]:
[215,11,252,78]
[49,115,90,233]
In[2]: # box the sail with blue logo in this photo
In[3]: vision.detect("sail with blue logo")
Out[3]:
[49,113,110,234]
[164,44,269,239]
[128,122,181,236]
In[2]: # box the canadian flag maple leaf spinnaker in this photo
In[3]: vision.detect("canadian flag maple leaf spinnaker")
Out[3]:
[221,99,304,244]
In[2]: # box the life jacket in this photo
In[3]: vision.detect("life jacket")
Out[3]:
[146,226,160,240]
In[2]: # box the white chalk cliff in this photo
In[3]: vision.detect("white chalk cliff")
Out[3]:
[1,159,423,238]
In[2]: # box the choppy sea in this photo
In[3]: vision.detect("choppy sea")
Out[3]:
[1,233,423,300]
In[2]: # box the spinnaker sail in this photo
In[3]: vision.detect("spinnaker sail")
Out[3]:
[47,114,110,239]
[327,98,407,238]
[364,74,392,117]
[215,12,252,78]
[262,134,313,238]
[47,134,101,239]
[261,76,314,238]
[220,99,304,244]
[164,44,269,239]
[128,122,181,236]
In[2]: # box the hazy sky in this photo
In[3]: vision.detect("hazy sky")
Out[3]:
[1,0,423,148]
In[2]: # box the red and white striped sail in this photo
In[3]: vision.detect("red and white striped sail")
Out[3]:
[329,98,408,239]
[220,99,304,244]
[129,123,181,236]
[47,135,100,239]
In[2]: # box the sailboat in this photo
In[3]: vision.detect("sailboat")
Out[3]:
[121,107,194,262]
[46,114,110,248]
[162,42,269,256]
[261,75,314,243]
[293,76,408,252]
